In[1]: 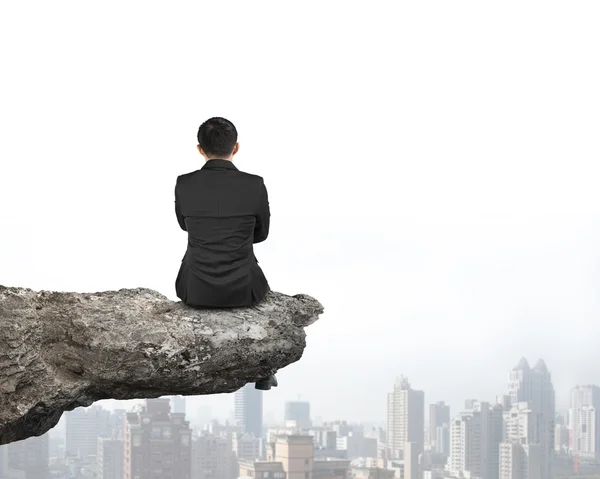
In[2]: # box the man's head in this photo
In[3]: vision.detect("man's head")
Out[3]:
[197,117,239,161]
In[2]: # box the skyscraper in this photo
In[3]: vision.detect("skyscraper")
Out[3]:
[387,376,425,459]
[235,383,264,438]
[285,401,311,428]
[65,404,112,459]
[501,358,555,479]
[568,384,600,460]
[192,432,236,479]
[124,398,192,479]
[429,401,450,449]
[446,401,489,479]
[500,402,542,479]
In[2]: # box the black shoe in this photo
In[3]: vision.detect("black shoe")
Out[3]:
[255,375,278,390]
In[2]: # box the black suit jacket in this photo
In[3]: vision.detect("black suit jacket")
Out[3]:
[174,159,271,307]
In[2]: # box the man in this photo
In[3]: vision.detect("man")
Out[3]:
[174,117,277,390]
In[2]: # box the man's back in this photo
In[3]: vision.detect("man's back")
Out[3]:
[175,159,270,307]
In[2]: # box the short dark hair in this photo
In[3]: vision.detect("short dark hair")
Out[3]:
[197,117,238,158]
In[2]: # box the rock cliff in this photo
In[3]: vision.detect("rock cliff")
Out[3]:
[0,285,323,445]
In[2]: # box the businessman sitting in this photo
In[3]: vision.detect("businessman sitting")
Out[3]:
[174,117,277,390]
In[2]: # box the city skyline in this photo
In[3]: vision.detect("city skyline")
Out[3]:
[9,357,600,478]
[91,356,590,427]
[51,357,599,438]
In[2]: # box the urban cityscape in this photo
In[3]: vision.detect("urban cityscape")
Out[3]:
[1,358,599,479]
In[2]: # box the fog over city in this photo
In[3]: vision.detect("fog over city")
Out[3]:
[1,0,599,470]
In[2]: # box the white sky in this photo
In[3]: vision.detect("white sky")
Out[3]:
[1,1,599,427]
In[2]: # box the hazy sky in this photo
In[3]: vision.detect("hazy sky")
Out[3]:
[1,1,599,427]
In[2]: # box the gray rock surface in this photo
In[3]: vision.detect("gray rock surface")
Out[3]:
[0,285,323,445]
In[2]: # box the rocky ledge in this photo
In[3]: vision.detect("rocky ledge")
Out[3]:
[0,285,323,445]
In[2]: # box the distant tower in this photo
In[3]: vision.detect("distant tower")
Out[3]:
[446,401,490,479]
[387,375,425,459]
[500,358,555,479]
[123,398,192,479]
[235,383,264,438]
[569,385,600,461]
[65,404,112,459]
[284,401,312,428]
[429,401,450,449]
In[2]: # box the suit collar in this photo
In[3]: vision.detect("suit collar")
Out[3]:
[201,159,238,171]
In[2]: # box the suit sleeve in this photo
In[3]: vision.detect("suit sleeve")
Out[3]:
[174,179,187,232]
[253,178,270,243]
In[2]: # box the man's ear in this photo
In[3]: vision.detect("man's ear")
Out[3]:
[232,142,240,156]
[197,145,208,161]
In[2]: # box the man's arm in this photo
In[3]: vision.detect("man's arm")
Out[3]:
[174,180,187,232]
[253,178,270,243]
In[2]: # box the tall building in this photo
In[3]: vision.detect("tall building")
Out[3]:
[285,401,312,429]
[500,402,542,479]
[429,402,450,449]
[233,432,263,460]
[65,404,112,459]
[97,437,124,479]
[387,376,425,459]
[273,435,314,479]
[568,384,600,460]
[501,358,555,479]
[487,402,505,479]
[123,398,192,479]
[446,402,488,479]
[445,400,503,479]
[5,433,50,478]
[404,442,422,479]
[435,423,450,455]
[192,432,236,479]
[235,383,264,438]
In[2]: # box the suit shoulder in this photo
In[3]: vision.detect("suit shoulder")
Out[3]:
[236,170,264,183]
[176,170,201,184]
[230,169,263,187]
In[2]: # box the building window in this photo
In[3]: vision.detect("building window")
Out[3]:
[133,435,141,447]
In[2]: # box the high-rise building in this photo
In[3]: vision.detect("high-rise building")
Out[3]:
[487,402,505,479]
[285,401,311,429]
[123,398,192,479]
[499,441,541,479]
[404,442,422,479]
[5,432,50,478]
[501,358,555,479]
[274,435,314,479]
[429,402,450,449]
[500,402,542,479]
[97,437,124,479]
[445,400,503,479]
[235,384,263,438]
[387,376,424,459]
[192,432,236,479]
[65,404,112,459]
[568,385,600,460]
[233,432,262,460]
[435,423,450,455]
[446,401,489,479]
